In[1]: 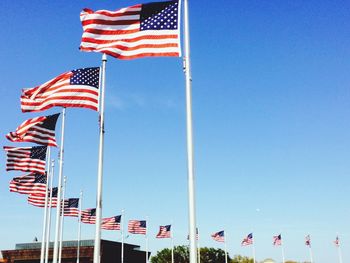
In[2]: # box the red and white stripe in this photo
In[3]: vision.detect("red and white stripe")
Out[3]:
[79,3,181,60]
[128,220,146,234]
[20,72,98,112]
[9,174,47,195]
[28,194,57,208]
[101,216,121,230]
[81,209,96,224]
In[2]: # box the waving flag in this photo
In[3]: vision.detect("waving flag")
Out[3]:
[81,208,96,224]
[241,233,253,246]
[211,230,225,242]
[20,68,100,112]
[9,173,47,195]
[128,220,147,234]
[63,198,80,217]
[156,225,171,238]
[6,114,60,147]
[28,187,58,207]
[4,146,47,174]
[305,235,311,247]
[102,215,121,230]
[80,0,181,60]
[334,236,340,247]
[273,234,282,246]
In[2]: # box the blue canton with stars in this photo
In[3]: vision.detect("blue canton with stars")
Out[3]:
[70,67,100,88]
[140,0,179,31]
[30,146,47,160]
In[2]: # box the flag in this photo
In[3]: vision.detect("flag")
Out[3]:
[81,208,96,224]
[128,220,147,234]
[211,230,225,242]
[28,187,58,208]
[9,173,47,195]
[187,227,199,240]
[80,0,181,60]
[334,236,340,247]
[241,233,253,246]
[63,198,80,217]
[4,146,47,174]
[273,234,282,246]
[102,215,121,230]
[305,235,311,247]
[6,114,60,147]
[156,225,171,238]
[20,68,100,112]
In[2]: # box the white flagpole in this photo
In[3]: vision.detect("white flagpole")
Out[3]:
[121,209,124,263]
[40,147,51,263]
[337,245,343,263]
[58,176,67,263]
[45,160,55,263]
[281,244,285,263]
[77,190,83,263]
[224,232,228,263]
[308,246,313,263]
[171,222,174,263]
[197,233,200,263]
[53,107,66,263]
[93,53,107,263]
[183,1,197,263]
[252,238,256,263]
[145,217,149,263]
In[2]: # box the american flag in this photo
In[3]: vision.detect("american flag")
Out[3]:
[4,146,47,174]
[80,0,181,60]
[28,187,58,208]
[273,234,282,246]
[334,236,340,247]
[128,220,147,234]
[9,173,47,195]
[156,225,171,238]
[101,215,121,230]
[20,68,100,112]
[211,230,225,242]
[81,208,96,224]
[63,198,80,217]
[305,235,311,247]
[6,114,60,147]
[241,233,253,246]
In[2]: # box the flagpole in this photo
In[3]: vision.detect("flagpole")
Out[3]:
[197,231,200,263]
[183,1,197,263]
[171,221,174,263]
[93,53,107,263]
[281,244,285,263]
[308,246,313,263]
[45,160,55,263]
[145,216,149,263]
[40,147,51,263]
[77,190,83,263]
[53,107,66,263]
[252,238,256,263]
[121,209,124,263]
[58,176,67,263]
[224,232,228,263]
[337,245,343,263]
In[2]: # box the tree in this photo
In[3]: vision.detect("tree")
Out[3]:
[231,254,254,263]
[150,246,231,263]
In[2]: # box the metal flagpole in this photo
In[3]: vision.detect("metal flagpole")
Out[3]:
[252,237,256,263]
[53,107,66,263]
[77,190,83,263]
[40,147,51,263]
[58,176,67,263]
[309,246,313,263]
[45,160,55,263]
[145,216,148,263]
[337,245,343,263]
[281,244,285,263]
[197,229,200,263]
[224,232,228,263]
[171,221,174,263]
[93,53,107,263]
[183,1,197,263]
[121,209,124,263]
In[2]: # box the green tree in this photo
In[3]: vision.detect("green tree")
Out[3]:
[230,254,254,263]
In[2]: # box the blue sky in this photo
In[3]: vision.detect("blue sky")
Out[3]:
[0,0,349,262]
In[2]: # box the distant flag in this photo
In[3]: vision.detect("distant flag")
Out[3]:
[4,146,47,174]
[63,198,80,217]
[273,234,282,246]
[241,233,254,246]
[20,68,100,112]
[187,227,199,240]
[211,230,225,242]
[81,208,96,224]
[305,235,311,247]
[334,236,340,247]
[128,220,147,234]
[9,173,47,195]
[28,187,58,208]
[6,114,60,147]
[101,215,121,230]
[156,225,171,238]
[79,0,181,60]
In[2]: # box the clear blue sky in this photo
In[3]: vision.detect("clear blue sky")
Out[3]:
[0,0,349,262]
